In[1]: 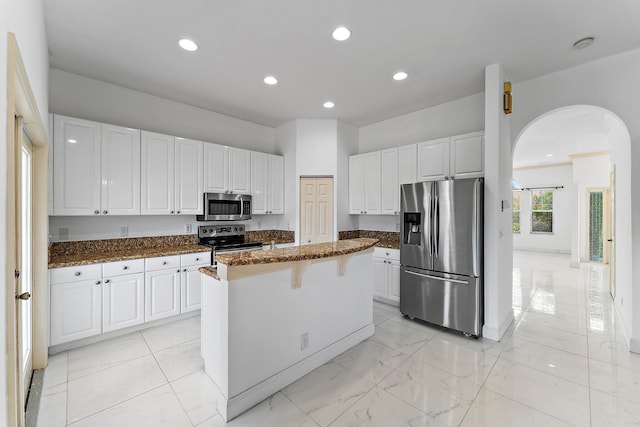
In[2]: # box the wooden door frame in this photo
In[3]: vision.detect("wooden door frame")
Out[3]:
[6,33,49,426]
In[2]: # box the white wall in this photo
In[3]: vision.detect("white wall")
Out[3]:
[336,121,359,232]
[50,69,276,152]
[0,0,49,422]
[513,165,574,254]
[511,49,639,350]
[275,121,297,236]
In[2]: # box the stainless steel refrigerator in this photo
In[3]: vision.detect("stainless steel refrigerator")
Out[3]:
[400,178,483,336]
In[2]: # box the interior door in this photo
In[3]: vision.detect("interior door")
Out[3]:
[299,177,334,244]
[16,122,34,407]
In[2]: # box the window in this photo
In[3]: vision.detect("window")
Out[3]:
[531,189,553,233]
[512,190,521,233]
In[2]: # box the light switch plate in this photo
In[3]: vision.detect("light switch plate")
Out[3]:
[120,226,128,237]
[59,228,69,240]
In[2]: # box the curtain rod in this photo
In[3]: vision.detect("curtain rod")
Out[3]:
[515,186,564,191]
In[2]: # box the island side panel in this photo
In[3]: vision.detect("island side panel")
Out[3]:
[201,274,230,397]
[226,251,374,398]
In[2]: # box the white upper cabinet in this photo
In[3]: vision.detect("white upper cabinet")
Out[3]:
[268,154,284,214]
[381,148,399,215]
[141,131,175,215]
[228,147,251,194]
[398,144,417,185]
[417,133,484,181]
[450,132,484,179]
[175,138,203,215]
[417,137,450,181]
[53,115,101,215]
[203,143,228,193]
[349,151,381,215]
[251,152,284,215]
[100,124,141,215]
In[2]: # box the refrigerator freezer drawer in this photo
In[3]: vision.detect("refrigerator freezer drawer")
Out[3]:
[399,267,483,336]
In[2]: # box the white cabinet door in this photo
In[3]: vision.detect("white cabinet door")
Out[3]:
[348,155,364,214]
[388,260,401,303]
[373,258,388,300]
[450,132,484,179]
[228,147,251,194]
[50,279,102,345]
[181,266,202,313]
[417,137,450,181]
[398,144,417,185]
[363,151,381,214]
[250,151,268,214]
[48,114,54,216]
[316,178,333,243]
[381,148,399,215]
[204,142,228,192]
[141,131,175,215]
[145,269,180,321]
[175,138,203,215]
[53,115,101,215]
[101,124,141,215]
[268,154,284,214]
[102,273,144,332]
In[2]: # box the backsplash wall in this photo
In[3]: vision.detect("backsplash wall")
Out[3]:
[49,215,288,242]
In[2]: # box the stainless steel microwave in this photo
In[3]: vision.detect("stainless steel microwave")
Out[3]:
[196,193,252,221]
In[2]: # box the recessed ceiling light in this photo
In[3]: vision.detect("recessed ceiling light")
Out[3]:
[323,101,335,109]
[393,71,408,81]
[264,76,278,85]
[178,38,198,52]
[573,37,594,50]
[332,26,351,41]
[67,139,77,144]
[545,154,554,157]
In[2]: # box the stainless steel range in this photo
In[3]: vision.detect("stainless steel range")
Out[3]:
[198,225,263,265]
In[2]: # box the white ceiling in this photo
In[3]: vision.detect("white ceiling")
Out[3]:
[43,0,640,128]
[513,107,614,169]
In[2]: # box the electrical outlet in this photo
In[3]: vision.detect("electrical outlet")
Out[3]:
[120,226,129,237]
[395,223,400,231]
[300,332,309,350]
[185,224,192,233]
[287,222,291,230]
[257,221,262,229]
[59,227,69,240]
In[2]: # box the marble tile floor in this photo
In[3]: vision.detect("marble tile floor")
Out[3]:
[36,251,640,426]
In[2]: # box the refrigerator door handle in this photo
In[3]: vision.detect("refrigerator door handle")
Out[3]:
[404,270,469,285]
[427,194,433,257]
[433,194,439,258]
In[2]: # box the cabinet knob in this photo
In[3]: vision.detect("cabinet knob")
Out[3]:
[177,211,181,214]
[183,268,187,272]
[177,269,181,273]
[162,261,167,265]
[103,210,108,214]
[95,280,101,285]
[104,279,110,284]
[308,240,311,243]
[123,266,128,270]
[195,258,200,261]
[386,252,390,256]
[171,210,175,214]
[94,210,100,215]
[74,271,81,276]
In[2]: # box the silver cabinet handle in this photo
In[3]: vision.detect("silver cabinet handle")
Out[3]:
[74,271,81,276]
[94,210,99,215]
[104,279,110,284]
[103,210,108,214]
[404,270,468,285]
[95,280,101,285]
[162,261,167,265]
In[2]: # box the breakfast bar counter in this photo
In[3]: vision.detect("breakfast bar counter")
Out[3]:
[200,238,377,421]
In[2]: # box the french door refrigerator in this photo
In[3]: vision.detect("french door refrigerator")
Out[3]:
[400,178,483,336]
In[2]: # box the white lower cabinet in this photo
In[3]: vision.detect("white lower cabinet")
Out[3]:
[50,278,102,346]
[181,267,203,313]
[103,272,145,333]
[145,268,181,322]
[373,248,401,306]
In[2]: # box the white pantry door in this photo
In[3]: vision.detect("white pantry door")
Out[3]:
[299,177,333,244]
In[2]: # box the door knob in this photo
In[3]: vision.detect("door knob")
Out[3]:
[16,292,31,301]
[607,238,614,242]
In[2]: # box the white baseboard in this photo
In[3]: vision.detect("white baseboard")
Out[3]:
[513,247,571,255]
[482,310,514,342]
[217,323,375,422]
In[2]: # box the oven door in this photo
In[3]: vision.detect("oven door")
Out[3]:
[197,193,252,221]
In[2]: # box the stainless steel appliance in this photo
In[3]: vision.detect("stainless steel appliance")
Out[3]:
[197,193,252,221]
[197,225,262,265]
[400,178,484,337]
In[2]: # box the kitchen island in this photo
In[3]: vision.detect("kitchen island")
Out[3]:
[200,238,377,422]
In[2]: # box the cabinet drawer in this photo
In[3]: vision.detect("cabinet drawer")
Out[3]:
[103,259,145,277]
[180,252,211,267]
[374,247,400,261]
[50,263,102,284]
[145,255,181,272]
